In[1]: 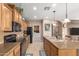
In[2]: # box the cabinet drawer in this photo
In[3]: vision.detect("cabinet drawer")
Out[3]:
[8,52,14,56]
[14,45,20,56]
[4,50,14,56]
[59,49,76,56]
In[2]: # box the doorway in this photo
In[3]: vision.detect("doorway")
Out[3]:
[29,20,43,43]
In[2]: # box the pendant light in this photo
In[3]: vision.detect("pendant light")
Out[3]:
[64,3,71,23]
[53,10,56,26]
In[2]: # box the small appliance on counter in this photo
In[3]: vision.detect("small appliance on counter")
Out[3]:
[4,34,16,43]
[4,34,26,56]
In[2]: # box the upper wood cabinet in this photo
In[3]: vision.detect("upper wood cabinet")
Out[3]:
[18,14,23,30]
[26,20,29,30]
[18,13,22,23]
[22,20,27,30]
[1,4,12,31]
[13,9,19,22]
[0,4,1,31]
[0,3,29,31]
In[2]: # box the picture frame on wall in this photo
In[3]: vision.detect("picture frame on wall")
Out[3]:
[45,24,50,31]
[34,25,39,33]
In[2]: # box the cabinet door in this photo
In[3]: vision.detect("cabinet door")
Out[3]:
[21,20,24,30]
[50,44,58,56]
[26,36,30,50]
[8,52,14,56]
[0,4,1,30]
[14,9,19,22]
[44,43,50,56]
[44,39,51,56]
[2,4,12,31]
[14,45,20,56]
[4,50,14,56]
[7,6,12,31]
[18,14,22,30]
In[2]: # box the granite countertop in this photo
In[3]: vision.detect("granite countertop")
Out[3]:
[44,36,79,49]
[0,42,20,56]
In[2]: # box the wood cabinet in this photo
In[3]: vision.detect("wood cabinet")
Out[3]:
[22,20,29,30]
[0,3,29,31]
[13,9,19,22]
[26,35,30,49]
[43,38,58,56]
[0,4,1,30]
[3,43,20,56]
[4,50,14,56]
[23,21,26,30]
[18,13,22,23]
[13,8,29,31]
[58,49,76,56]
[43,37,77,56]
[13,44,20,56]
[2,4,12,31]
[44,38,51,56]
[18,13,23,30]
[50,44,58,56]
[8,52,14,56]
[25,20,29,30]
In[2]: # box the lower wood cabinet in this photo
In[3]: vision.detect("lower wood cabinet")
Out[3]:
[8,52,14,56]
[4,50,14,56]
[58,49,76,56]
[26,36,30,49]
[50,44,58,56]
[13,44,20,56]
[43,38,58,56]
[43,37,77,56]
[44,39,51,56]
[4,43,20,56]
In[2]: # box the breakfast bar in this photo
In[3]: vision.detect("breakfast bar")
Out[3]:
[43,36,79,56]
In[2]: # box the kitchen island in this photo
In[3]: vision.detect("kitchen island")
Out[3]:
[43,36,79,56]
[0,42,20,56]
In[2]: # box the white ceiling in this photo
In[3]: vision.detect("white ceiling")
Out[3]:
[15,3,79,21]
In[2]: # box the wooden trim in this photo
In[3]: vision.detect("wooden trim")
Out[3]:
[3,4,13,11]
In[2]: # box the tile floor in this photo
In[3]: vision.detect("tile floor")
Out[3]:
[26,42,44,56]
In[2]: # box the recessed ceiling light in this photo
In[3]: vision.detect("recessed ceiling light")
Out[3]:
[34,16,37,19]
[45,17,48,19]
[33,6,37,10]
[52,4,56,7]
